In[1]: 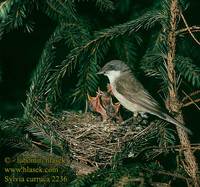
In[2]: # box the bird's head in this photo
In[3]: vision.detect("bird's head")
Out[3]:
[97,60,130,83]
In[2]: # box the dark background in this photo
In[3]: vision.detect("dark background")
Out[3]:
[0,0,199,140]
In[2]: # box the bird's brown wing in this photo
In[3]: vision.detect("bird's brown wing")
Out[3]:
[115,73,193,134]
[115,73,164,115]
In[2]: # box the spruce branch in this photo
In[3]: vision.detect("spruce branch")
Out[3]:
[0,118,31,151]
[45,0,66,19]
[175,56,200,88]
[47,0,77,20]
[165,0,199,185]
[42,0,77,22]
[24,25,66,118]
[47,34,109,104]
[95,0,114,12]
[142,168,191,182]
[112,36,141,65]
[63,21,91,49]
[0,0,35,33]
[0,0,15,20]
[26,115,67,155]
[70,54,100,105]
[96,9,163,38]
[140,30,168,83]
[46,21,94,104]
[48,10,164,103]
[74,0,114,12]
[158,125,176,148]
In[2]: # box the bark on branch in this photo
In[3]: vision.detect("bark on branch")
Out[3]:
[166,0,199,186]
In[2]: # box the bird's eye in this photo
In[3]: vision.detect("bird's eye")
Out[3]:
[108,65,114,69]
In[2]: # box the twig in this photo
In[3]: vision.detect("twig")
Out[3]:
[139,144,200,153]
[182,98,200,108]
[32,140,49,148]
[180,12,200,45]
[182,91,200,110]
[85,99,88,113]
[75,126,94,139]
[120,117,133,125]
[182,90,200,102]
[176,26,200,35]
[142,168,191,181]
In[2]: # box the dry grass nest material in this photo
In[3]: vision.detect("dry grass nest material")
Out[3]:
[56,111,149,169]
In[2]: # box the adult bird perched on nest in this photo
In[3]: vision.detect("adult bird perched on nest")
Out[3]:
[97,60,191,134]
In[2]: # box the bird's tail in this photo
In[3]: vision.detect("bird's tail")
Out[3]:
[159,112,192,135]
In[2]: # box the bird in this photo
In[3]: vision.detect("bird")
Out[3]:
[97,60,191,134]
[87,88,122,122]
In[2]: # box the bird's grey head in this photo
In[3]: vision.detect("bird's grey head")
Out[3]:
[97,60,130,83]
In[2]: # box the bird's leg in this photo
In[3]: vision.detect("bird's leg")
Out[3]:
[133,112,144,124]
[139,112,148,124]
[133,112,139,118]
[140,112,148,119]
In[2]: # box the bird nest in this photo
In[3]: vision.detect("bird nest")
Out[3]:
[55,111,159,174]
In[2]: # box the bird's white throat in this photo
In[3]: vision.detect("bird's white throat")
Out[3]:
[105,70,121,83]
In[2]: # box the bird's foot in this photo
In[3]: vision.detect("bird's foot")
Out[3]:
[140,112,148,119]
[133,112,139,118]
[133,112,149,125]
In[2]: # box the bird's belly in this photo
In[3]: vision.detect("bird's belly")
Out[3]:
[112,87,141,112]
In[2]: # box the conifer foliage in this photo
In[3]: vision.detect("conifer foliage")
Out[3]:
[0,0,200,186]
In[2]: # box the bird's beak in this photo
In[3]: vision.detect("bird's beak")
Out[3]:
[97,70,104,75]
